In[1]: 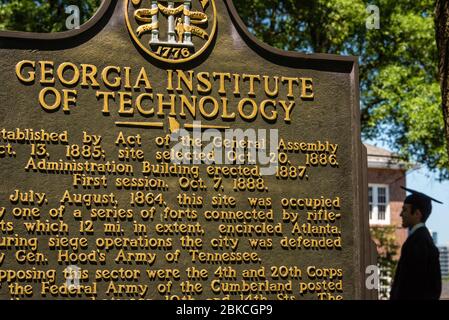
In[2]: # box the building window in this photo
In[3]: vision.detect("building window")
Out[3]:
[369,184,390,225]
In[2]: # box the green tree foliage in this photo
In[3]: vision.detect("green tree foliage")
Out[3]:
[233,0,448,178]
[0,0,447,177]
[0,0,101,32]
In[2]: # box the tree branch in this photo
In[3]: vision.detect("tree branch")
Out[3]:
[435,0,449,166]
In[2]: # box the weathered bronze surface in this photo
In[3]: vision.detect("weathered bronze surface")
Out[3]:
[0,0,375,300]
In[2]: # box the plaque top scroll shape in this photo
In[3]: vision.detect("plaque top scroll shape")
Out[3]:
[125,0,217,63]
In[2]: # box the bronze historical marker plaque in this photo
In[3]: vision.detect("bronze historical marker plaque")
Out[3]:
[0,0,374,300]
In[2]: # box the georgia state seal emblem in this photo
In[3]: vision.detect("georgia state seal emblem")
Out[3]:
[125,0,217,63]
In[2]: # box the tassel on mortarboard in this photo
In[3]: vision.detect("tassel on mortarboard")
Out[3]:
[401,186,443,204]
[401,186,443,221]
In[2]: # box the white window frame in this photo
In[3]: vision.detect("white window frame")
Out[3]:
[368,184,391,225]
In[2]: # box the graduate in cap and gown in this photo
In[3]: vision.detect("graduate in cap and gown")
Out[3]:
[390,187,442,300]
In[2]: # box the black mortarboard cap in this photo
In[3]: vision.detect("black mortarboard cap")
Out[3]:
[401,186,443,221]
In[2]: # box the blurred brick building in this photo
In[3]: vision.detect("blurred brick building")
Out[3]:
[366,144,409,298]
[366,144,408,247]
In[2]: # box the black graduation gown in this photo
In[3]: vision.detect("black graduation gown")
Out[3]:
[390,226,442,300]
